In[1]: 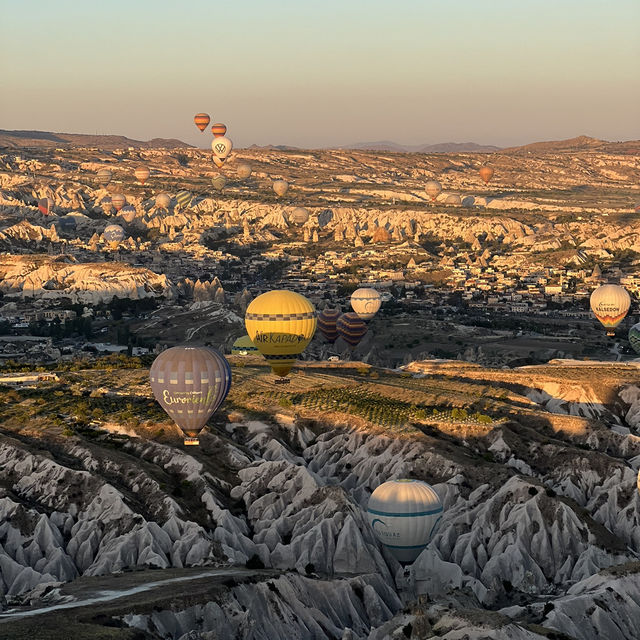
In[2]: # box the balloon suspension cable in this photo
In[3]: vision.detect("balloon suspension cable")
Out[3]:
[183,437,200,446]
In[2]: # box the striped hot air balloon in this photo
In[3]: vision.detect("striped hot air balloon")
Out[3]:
[628,323,640,355]
[336,312,367,347]
[350,288,381,321]
[96,168,112,186]
[103,224,125,247]
[111,193,126,212]
[211,123,227,137]
[211,137,233,167]
[194,113,210,132]
[590,284,631,336]
[367,479,443,563]
[245,290,316,379]
[134,166,150,185]
[317,307,341,343]
[100,196,113,215]
[38,197,54,216]
[176,190,192,210]
[150,346,231,446]
[479,166,494,184]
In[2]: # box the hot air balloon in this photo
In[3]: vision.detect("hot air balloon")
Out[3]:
[445,194,461,205]
[100,196,113,215]
[479,166,494,184]
[629,323,640,355]
[96,168,112,187]
[211,137,233,166]
[118,205,137,224]
[176,190,192,210]
[590,284,631,336]
[290,207,309,226]
[237,163,252,179]
[150,346,231,446]
[103,224,125,246]
[194,113,210,132]
[232,335,259,355]
[38,197,53,216]
[245,290,316,380]
[350,288,382,321]
[424,180,442,201]
[211,123,227,137]
[336,312,367,347]
[156,193,171,210]
[273,180,289,197]
[317,307,341,343]
[56,215,77,234]
[134,166,150,185]
[111,193,126,212]
[211,174,227,191]
[367,479,443,563]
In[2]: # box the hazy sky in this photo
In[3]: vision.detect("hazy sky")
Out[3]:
[1,0,639,148]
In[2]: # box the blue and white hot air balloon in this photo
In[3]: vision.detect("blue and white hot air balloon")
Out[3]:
[367,479,443,563]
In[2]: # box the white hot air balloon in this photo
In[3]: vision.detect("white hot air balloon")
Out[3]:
[425,180,442,201]
[155,193,171,211]
[273,180,289,197]
[211,137,233,163]
[289,207,309,226]
[351,287,381,321]
[590,284,631,336]
[237,163,252,179]
[367,479,443,563]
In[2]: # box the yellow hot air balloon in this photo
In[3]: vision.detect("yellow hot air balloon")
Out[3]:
[245,290,316,380]
[590,284,631,336]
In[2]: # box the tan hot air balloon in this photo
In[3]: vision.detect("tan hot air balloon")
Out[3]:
[237,163,252,179]
[590,284,631,336]
[289,207,309,226]
[111,194,126,212]
[211,174,227,191]
[479,166,494,184]
[273,180,289,197]
[134,166,150,185]
[425,180,442,201]
[156,193,171,210]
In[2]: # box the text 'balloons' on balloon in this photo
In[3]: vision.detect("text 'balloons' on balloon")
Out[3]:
[111,193,126,212]
[150,346,231,446]
[232,335,259,355]
[289,207,309,226]
[134,166,150,185]
[317,307,341,343]
[367,479,443,563]
[176,190,192,210]
[273,180,289,197]
[244,290,317,378]
[103,224,125,248]
[236,163,252,179]
[424,180,442,201]
[479,166,494,184]
[155,193,171,210]
[194,113,210,132]
[38,197,54,216]
[211,174,227,191]
[629,323,640,355]
[350,288,381,321]
[96,168,112,186]
[211,123,227,137]
[590,284,631,336]
[336,312,367,347]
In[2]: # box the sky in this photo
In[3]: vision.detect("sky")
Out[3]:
[1,0,639,149]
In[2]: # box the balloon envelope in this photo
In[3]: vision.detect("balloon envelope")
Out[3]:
[273,180,289,197]
[156,193,171,210]
[103,224,125,245]
[150,346,231,445]
[194,113,210,132]
[367,479,443,563]
[290,207,309,226]
[134,166,150,184]
[211,123,227,137]
[176,190,192,209]
[629,323,640,355]
[479,166,494,184]
[336,312,367,347]
[317,307,341,343]
[445,194,461,205]
[245,290,316,377]
[425,180,442,201]
[211,175,227,191]
[590,284,631,334]
[350,288,381,321]
[96,168,112,186]
[232,335,259,355]
[38,197,53,216]
[56,216,77,234]
[100,196,113,214]
[118,205,136,224]
[111,194,126,211]
[237,163,252,179]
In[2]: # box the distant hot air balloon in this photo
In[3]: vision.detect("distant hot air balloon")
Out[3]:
[424,180,442,201]
[629,323,640,355]
[237,163,252,179]
[38,197,54,216]
[479,166,494,184]
[590,284,631,336]
[194,113,210,132]
[150,346,231,446]
[211,123,227,137]
[118,205,137,224]
[134,166,150,185]
[111,193,126,212]
[100,196,113,215]
[232,335,259,355]
[635,203,640,214]
[351,288,381,321]
[367,479,443,563]
[211,137,233,167]
[245,290,316,380]
[445,194,461,205]
[290,207,309,226]
[273,180,289,197]
[156,193,171,210]
[176,190,192,210]
[336,312,367,347]
[211,174,227,191]
[103,224,125,246]
[317,307,341,343]
[96,168,112,187]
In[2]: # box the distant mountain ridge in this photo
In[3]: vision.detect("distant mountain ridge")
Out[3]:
[0,130,191,150]
[340,140,501,153]
[501,135,640,155]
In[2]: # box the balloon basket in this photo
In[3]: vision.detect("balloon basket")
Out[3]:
[184,437,200,446]
[274,378,291,385]
[606,332,615,337]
